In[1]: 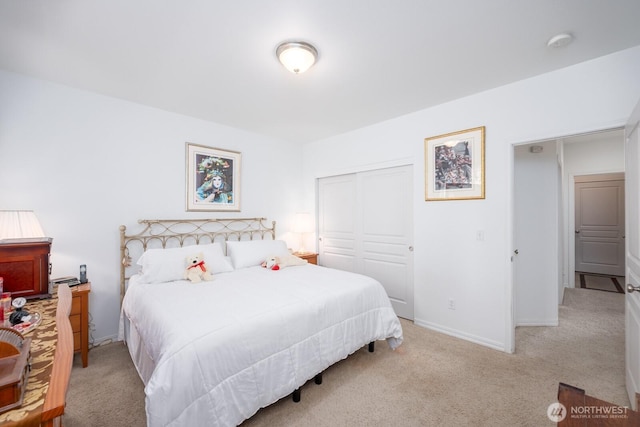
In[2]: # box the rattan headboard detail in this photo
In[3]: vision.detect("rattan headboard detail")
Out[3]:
[119,217,276,304]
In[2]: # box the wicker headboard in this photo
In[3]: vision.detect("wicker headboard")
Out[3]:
[119,217,276,303]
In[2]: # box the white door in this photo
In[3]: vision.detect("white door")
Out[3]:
[318,165,414,319]
[317,174,358,272]
[513,141,559,326]
[575,174,625,276]
[625,98,640,410]
[359,167,414,319]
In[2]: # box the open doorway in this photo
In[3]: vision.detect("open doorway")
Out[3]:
[563,130,626,292]
[512,127,629,407]
[513,128,625,330]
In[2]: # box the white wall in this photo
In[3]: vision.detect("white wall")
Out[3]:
[562,132,626,288]
[2,45,639,352]
[0,70,305,344]
[303,45,640,351]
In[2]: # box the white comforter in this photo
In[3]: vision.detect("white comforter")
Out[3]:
[121,264,403,427]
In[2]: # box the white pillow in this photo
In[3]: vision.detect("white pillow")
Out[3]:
[226,240,289,269]
[136,242,234,284]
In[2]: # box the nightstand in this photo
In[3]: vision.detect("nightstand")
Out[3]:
[0,239,52,299]
[294,252,318,265]
[70,282,90,367]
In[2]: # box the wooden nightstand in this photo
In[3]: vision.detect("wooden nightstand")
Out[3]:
[0,239,52,299]
[294,252,318,265]
[70,282,90,367]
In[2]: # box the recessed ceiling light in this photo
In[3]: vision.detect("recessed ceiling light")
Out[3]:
[547,33,573,48]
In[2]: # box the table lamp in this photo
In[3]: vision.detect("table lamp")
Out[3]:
[292,212,313,254]
[0,211,47,243]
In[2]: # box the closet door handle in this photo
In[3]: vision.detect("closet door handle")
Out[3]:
[628,284,640,293]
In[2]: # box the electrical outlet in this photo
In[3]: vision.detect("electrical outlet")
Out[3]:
[448,298,455,310]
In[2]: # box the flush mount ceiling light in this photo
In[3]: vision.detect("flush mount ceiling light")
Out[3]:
[276,41,318,74]
[547,33,573,48]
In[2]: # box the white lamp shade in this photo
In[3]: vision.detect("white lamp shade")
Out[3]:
[0,210,47,242]
[276,42,317,74]
[292,212,313,233]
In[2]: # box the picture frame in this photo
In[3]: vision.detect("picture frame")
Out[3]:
[186,143,241,212]
[424,126,485,201]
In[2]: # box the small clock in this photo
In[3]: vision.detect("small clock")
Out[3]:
[12,297,26,311]
[9,297,29,325]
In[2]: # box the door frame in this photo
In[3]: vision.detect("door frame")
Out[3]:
[625,99,640,409]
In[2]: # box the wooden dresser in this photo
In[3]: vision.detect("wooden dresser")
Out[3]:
[0,284,73,426]
[70,283,90,368]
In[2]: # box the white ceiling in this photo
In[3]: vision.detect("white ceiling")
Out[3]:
[2,1,640,143]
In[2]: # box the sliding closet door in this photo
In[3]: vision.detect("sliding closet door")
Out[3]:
[318,165,414,319]
[318,174,358,272]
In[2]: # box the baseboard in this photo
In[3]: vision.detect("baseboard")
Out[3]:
[91,333,119,349]
[515,319,558,327]
[413,318,505,352]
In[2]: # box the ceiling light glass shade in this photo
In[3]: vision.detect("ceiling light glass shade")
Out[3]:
[0,210,48,243]
[276,41,318,74]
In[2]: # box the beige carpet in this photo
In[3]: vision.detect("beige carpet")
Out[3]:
[63,287,627,426]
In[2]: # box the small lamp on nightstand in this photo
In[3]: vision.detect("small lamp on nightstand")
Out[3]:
[0,211,47,243]
[0,210,53,299]
[292,212,313,254]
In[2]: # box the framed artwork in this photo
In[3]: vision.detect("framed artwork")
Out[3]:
[424,126,485,201]
[186,143,241,211]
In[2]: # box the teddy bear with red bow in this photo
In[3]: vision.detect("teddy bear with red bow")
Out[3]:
[184,253,214,282]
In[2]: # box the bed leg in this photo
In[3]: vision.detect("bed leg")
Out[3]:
[314,373,323,385]
[292,388,301,403]
[368,341,375,352]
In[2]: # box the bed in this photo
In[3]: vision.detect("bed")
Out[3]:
[118,218,403,427]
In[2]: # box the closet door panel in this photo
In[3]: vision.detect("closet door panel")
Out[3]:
[318,174,358,272]
[318,165,414,319]
[359,167,413,319]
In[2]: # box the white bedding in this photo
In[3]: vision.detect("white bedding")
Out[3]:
[121,263,403,427]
